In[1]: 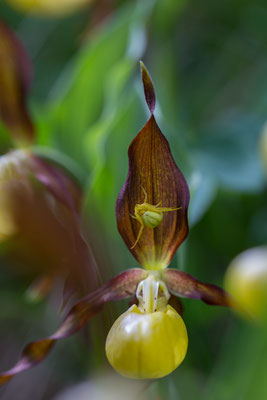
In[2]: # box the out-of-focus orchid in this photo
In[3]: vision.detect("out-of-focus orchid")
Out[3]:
[0,19,97,301]
[4,0,93,17]
[259,121,267,175]
[0,149,94,299]
[0,62,230,384]
[225,247,267,320]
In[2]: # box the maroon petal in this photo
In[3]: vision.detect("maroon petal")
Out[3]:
[0,268,148,385]
[116,63,189,269]
[162,269,230,307]
[30,155,81,217]
[0,19,34,144]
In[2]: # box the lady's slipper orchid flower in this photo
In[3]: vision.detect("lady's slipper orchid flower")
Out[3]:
[0,62,230,385]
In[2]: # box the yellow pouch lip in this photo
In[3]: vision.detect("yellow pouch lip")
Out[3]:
[105,304,188,379]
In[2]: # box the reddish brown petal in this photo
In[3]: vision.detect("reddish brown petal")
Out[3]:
[0,19,34,144]
[116,64,189,269]
[30,155,82,217]
[0,268,148,385]
[162,269,230,307]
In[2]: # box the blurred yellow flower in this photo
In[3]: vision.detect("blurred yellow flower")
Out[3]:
[225,247,267,319]
[5,0,92,16]
[260,121,267,174]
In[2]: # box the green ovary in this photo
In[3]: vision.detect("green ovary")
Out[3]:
[105,303,188,379]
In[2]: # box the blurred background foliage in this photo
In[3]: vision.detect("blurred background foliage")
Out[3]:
[0,0,267,399]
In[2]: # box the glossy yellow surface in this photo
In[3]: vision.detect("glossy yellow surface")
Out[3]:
[5,0,91,16]
[225,247,267,319]
[105,304,188,379]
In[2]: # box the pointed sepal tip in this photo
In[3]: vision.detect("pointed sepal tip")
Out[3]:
[140,61,156,115]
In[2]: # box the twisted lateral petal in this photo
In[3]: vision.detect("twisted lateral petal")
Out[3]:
[162,269,230,307]
[0,19,34,144]
[0,268,148,385]
[116,63,189,269]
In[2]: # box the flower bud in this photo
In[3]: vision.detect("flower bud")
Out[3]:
[105,304,188,379]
